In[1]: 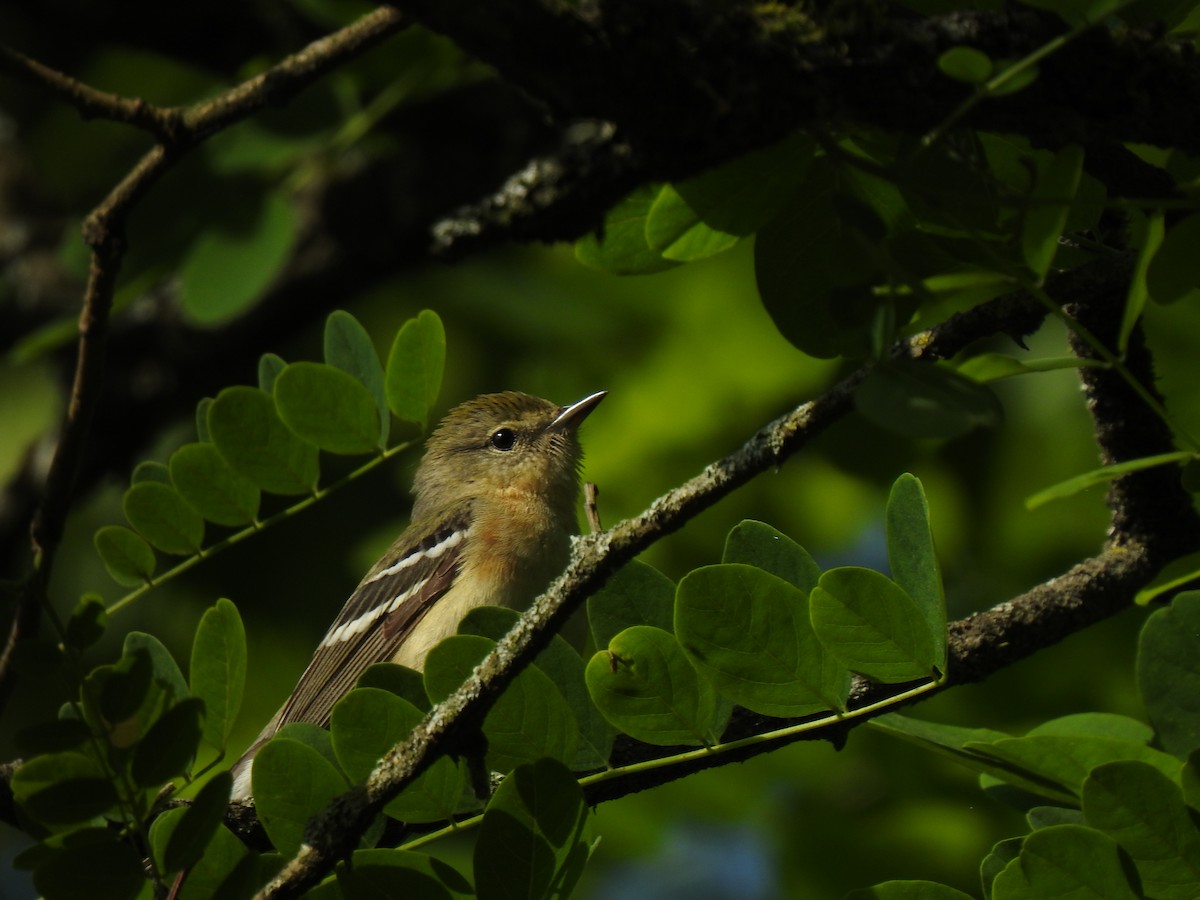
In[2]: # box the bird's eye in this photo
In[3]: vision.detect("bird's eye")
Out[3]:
[490,428,517,451]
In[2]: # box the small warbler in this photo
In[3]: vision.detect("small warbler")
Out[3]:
[230,390,605,799]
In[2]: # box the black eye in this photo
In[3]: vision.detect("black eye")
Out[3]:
[490,428,516,451]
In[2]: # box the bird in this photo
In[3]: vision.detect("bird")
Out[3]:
[230,389,606,799]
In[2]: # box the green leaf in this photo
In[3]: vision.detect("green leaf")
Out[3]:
[150,813,250,899]
[1018,824,1140,898]
[126,630,191,703]
[258,352,287,393]
[190,597,247,751]
[855,360,1003,439]
[982,837,1023,899]
[460,606,614,770]
[1017,0,1131,28]
[588,559,676,649]
[574,184,681,274]
[33,832,144,900]
[195,397,213,442]
[180,190,297,325]
[122,481,205,555]
[1137,592,1200,758]
[325,309,389,448]
[722,520,821,593]
[385,309,445,430]
[14,717,93,756]
[169,442,261,527]
[1148,213,1200,305]
[331,688,465,823]
[99,646,155,724]
[274,361,381,455]
[424,635,579,773]
[1083,761,1200,899]
[955,352,1101,383]
[586,625,728,746]
[131,696,204,787]
[337,849,471,900]
[162,772,233,873]
[253,737,348,855]
[12,752,118,827]
[886,474,947,672]
[1021,144,1084,277]
[1026,451,1192,509]
[1136,556,1200,606]
[674,132,816,236]
[848,881,975,899]
[66,593,108,651]
[644,184,739,261]
[208,385,320,495]
[1121,211,1164,354]
[676,564,850,716]
[95,525,157,587]
[132,460,172,484]
[475,759,590,900]
[811,567,939,682]
[937,47,993,83]
[356,663,431,712]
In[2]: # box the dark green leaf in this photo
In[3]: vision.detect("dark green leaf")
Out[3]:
[1137,591,1200,758]
[274,361,382,455]
[331,688,465,823]
[94,525,156,587]
[1148,212,1200,304]
[208,385,320,495]
[195,397,213,442]
[460,606,614,770]
[1083,760,1200,899]
[169,442,261,527]
[1135,556,1200,606]
[356,663,431,712]
[191,597,247,751]
[180,190,296,325]
[848,881,975,899]
[385,309,445,430]
[574,184,681,274]
[1018,824,1140,898]
[937,46,993,83]
[1120,210,1164,354]
[131,696,204,787]
[258,353,287,393]
[12,752,118,827]
[150,810,250,899]
[676,564,850,716]
[424,635,579,772]
[163,772,233,873]
[475,759,589,900]
[722,520,821,593]
[1021,144,1084,277]
[33,833,144,900]
[132,460,172,484]
[981,837,1023,899]
[588,559,676,649]
[674,132,816,236]
[585,625,728,746]
[1026,451,1192,510]
[811,567,938,682]
[338,849,473,900]
[1017,0,1129,27]
[325,309,389,448]
[644,185,739,261]
[886,474,947,672]
[125,631,190,704]
[66,593,108,651]
[100,647,155,724]
[14,717,93,755]
[122,481,205,555]
[253,737,348,855]
[856,360,1003,439]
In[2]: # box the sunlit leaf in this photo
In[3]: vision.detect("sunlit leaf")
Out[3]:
[588,559,676,649]
[575,184,681,274]
[253,737,347,856]
[722,520,821,593]
[886,474,946,672]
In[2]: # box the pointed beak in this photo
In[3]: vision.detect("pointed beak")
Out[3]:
[548,390,607,432]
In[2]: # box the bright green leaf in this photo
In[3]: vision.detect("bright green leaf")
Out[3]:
[722,520,821,593]
[208,385,320,495]
[586,625,728,746]
[1026,451,1192,509]
[644,184,739,261]
[95,525,156,587]
[385,309,445,430]
[169,442,261,527]
[886,474,947,672]
[190,597,247,751]
[258,353,287,393]
[122,481,205,555]
[575,184,681,274]
[274,361,381,455]
[956,353,1102,383]
[676,564,850,716]
[325,309,389,448]
[811,567,939,683]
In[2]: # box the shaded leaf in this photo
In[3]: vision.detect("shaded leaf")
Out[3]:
[1018,824,1140,898]
[253,737,347,856]
[848,881,975,899]
[385,309,445,430]
[855,360,1002,439]
[575,184,681,274]
[938,47,993,83]
[337,849,468,900]
[274,361,381,455]
[169,442,261,527]
[66,593,108,651]
[33,832,144,900]
[163,772,233,873]
[12,752,117,827]
[325,309,389,448]
[1147,213,1200,305]
[258,353,287,393]
[588,559,676,649]
[1021,144,1084,277]
[190,597,247,751]
[131,696,204,787]
[1137,591,1200,758]
[150,812,250,900]
[886,474,947,671]
[1026,451,1192,510]
[123,481,205,555]
[722,520,821,593]
[95,524,156,587]
[208,385,320,495]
